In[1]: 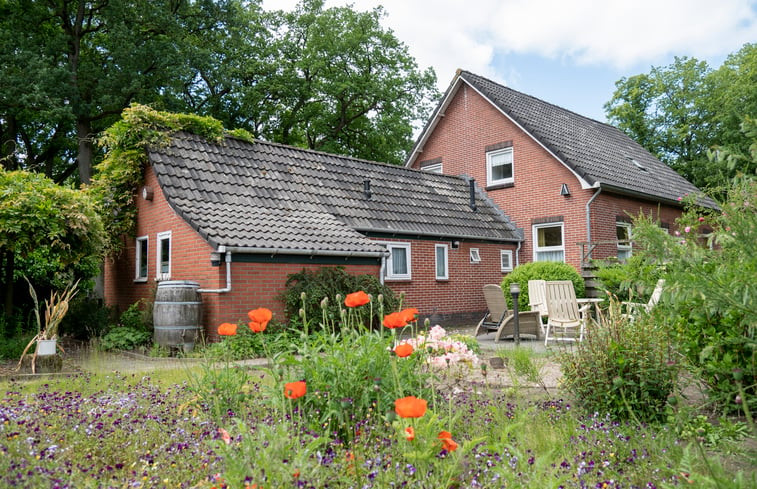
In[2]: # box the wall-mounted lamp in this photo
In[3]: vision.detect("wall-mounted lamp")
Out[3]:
[560,183,570,197]
[210,251,222,267]
[141,186,154,201]
[451,241,460,249]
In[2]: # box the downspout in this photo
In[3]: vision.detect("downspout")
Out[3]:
[197,249,232,294]
[514,240,522,267]
[380,254,386,285]
[585,188,602,260]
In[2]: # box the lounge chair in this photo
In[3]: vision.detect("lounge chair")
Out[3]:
[543,280,591,345]
[474,284,542,342]
[622,279,665,319]
[528,279,548,327]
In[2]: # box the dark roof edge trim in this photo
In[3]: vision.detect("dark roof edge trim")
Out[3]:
[355,228,523,243]
[599,183,719,210]
[224,246,388,258]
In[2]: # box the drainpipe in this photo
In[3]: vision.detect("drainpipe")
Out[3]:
[514,240,522,267]
[585,188,602,260]
[380,254,386,285]
[197,249,232,294]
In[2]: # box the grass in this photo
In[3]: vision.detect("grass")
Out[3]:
[1,341,754,489]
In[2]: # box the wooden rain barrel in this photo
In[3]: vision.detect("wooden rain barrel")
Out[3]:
[153,280,202,352]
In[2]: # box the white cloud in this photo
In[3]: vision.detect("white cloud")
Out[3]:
[263,0,757,88]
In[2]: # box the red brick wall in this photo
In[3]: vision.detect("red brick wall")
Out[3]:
[376,238,517,324]
[411,83,683,269]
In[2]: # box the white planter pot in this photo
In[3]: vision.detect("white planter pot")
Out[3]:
[36,339,57,356]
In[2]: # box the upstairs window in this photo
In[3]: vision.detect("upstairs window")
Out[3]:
[486,147,514,186]
[156,231,172,280]
[135,236,148,281]
[533,223,564,262]
[385,243,411,280]
[616,222,632,260]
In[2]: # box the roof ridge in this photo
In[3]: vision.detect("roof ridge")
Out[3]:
[458,70,616,128]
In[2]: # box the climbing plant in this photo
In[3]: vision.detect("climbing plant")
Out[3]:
[90,104,254,255]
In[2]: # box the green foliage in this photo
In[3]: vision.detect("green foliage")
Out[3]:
[0,171,105,308]
[99,301,152,351]
[280,266,398,330]
[594,250,663,302]
[501,261,584,310]
[201,324,298,361]
[91,104,226,255]
[560,298,678,422]
[0,313,34,360]
[284,328,433,441]
[605,44,757,193]
[630,178,757,414]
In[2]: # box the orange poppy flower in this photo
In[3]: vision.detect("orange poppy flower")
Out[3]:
[383,312,408,329]
[400,307,419,323]
[438,431,459,452]
[344,291,370,308]
[404,426,415,441]
[284,380,307,399]
[394,343,414,357]
[394,396,428,418]
[248,307,272,333]
[218,322,238,336]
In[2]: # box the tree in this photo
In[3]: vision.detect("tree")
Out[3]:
[0,170,105,316]
[605,44,757,193]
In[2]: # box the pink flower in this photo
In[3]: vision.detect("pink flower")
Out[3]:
[677,196,682,201]
[698,217,705,222]
[674,230,681,236]
[684,226,691,233]
[219,428,231,445]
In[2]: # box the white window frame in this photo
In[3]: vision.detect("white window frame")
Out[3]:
[421,162,442,173]
[435,244,449,280]
[135,236,148,282]
[384,242,411,281]
[469,248,481,264]
[532,222,565,262]
[616,222,632,260]
[500,250,513,272]
[156,231,172,281]
[486,147,514,186]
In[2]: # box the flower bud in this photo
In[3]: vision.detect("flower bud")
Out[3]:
[377,294,384,303]
[300,292,307,301]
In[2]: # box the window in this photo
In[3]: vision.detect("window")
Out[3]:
[500,250,513,272]
[421,162,442,173]
[135,236,148,281]
[385,242,411,280]
[486,147,514,186]
[533,223,564,262]
[616,222,632,260]
[435,244,449,280]
[469,248,481,264]
[156,231,172,280]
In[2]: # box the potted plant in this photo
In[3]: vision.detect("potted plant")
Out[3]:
[17,278,79,373]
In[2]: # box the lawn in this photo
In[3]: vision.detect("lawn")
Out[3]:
[1,325,753,489]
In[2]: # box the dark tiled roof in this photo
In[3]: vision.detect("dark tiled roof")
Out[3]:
[149,132,521,253]
[411,70,716,208]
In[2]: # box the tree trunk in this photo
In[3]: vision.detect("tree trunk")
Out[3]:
[2,250,14,318]
[77,120,93,184]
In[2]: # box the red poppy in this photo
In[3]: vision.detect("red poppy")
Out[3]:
[248,307,272,333]
[394,343,414,358]
[394,396,428,418]
[218,322,238,336]
[383,312,408,329]
[284,380,307,399]
[344,291,370,308]
[400,308,419,323]
[438,431,458,452]
[404,426,415,441]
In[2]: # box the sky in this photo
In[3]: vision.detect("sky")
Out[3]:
[261,0,757,123]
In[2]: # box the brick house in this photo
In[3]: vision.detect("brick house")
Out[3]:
[104,132,522,336]
[406,70,716,271]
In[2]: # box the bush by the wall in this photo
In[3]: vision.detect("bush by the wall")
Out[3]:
[280,267,398,330]
[99,301,152,351]
[501,261,584,311]
[594,254,663,303]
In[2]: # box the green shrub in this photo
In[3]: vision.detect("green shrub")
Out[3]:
[630,179,756,414]
[280,267,398,330]
[560,299,678,422]
[201,322,298,360]
[59,296,115,340]
[594,254,663,302]
[99,301,152,351]
[501,261,584,311]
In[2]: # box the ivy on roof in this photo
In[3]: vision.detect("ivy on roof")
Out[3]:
[90,104,254,255]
